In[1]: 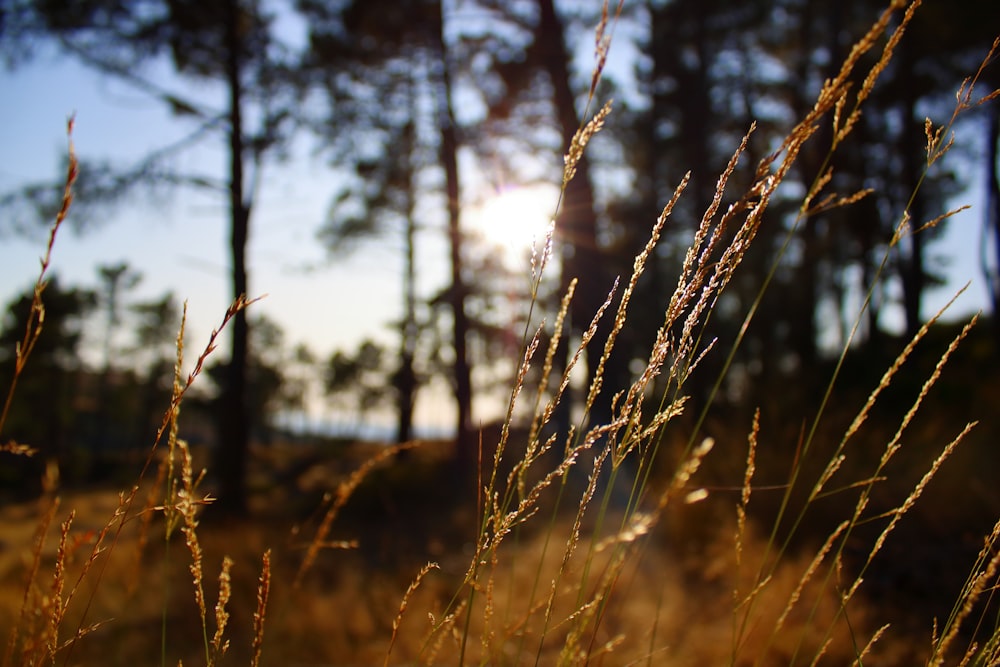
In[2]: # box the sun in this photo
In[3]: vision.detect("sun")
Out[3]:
[471,185,557,261]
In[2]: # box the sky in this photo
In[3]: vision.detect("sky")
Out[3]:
[0,57,413,347]
[0,54,457,431]
[0,50,564,435]
[0,38,995,436]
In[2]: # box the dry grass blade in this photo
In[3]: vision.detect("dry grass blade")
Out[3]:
[0,117,77,438]
[176,441,214,663]
[929,520,1000,666]
[527,278,576,449]
[251,549,272,667]
[773,521,848,637]
[295,441,418,588]
[927,35,1000,168]
[563,100,612,188]
[43,511,75,662]
[2,497,59,667]
[60,295,256,663]
[422,599,468,664]
[831,0,921,150]
[385,562,439,667]
[852,421,976,602]
[735,410,760,574]
[210,556,234,663]
[586,0,625,103]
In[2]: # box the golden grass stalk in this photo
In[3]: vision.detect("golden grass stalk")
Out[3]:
[4,5,997,666]
[563,100,612,188]
[0,117,76,441]
[2,499,59,667]
[422,599,468,665]
[176,440,215,663]
[43,511,75,662]
[459,4,925,661]
[0,441,37,456]
[727,28,1000,661]
[295,441,418,588]
[773,521,849,638]
[735,409,760,571]
[59,296,253,662]
[502,282,619,507]
[761,309,980,665]
[251,549,272,667]
[534,426,617,647]
[812,289,971,506]
[525,278,575,451]
[832,0,922,150]
[499,323,544,499]
[462,283,622,649]
[585,173,691,462]
[587,0,624,101]
[926,35,1000,169]
[740,307,979,664]
[385,562,439,667]
[161,302,188,540]
[928,519,1000,664]
[479,549,498,663]
[210,556,233,663]
[448,17,635,661]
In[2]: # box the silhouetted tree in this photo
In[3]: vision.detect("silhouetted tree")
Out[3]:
[300,0,476,458]
[0,276,96,488]
[470,0,630,429]
[129,291,180,445]
[206,314,300,447]
[93,261,141,448]
[0,0,305,513]
[325,339,392,432]
[308,67,427,444]
[988,101,1000,334]
[624,0,997,397]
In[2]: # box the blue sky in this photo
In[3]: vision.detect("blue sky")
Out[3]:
[0,54,466,429]
[0,55,416,345]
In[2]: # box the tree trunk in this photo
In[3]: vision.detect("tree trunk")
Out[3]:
[433,2,474,463]
[396,207,418,442]
[216,0,250,515]
[985,102,1000,340]
[900,42,926,339]
[789,0,843,370]
[536,0,619,428]
[397,121,419,444]
[649,0,718,411]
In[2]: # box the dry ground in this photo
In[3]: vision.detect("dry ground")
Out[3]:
[0,438,943,666]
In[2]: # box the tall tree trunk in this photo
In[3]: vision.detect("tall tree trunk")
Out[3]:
[216,0,250,515]
[96,262,135,450]
[985,102,1000,340]
[650,0,717,411]
[396,222,417,443]
[535,0,618,428]
[900,41,926,339]
[397,119,418,444]
[433,2,474,463]
[789,0,842,370]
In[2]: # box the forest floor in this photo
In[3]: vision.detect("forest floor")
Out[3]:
[1,420,991,665]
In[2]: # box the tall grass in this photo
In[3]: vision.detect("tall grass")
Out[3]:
[2,1,1000,665]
